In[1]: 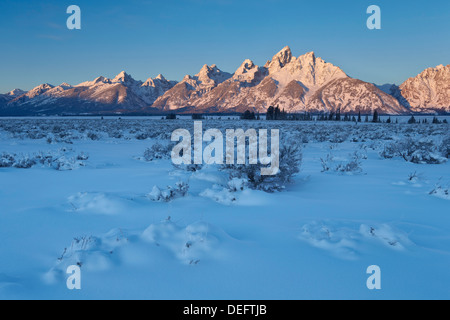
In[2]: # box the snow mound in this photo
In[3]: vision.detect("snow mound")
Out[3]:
[45,229,129,284]
[68,192,125,215]
[359,224,412,250]
[429,186,450,200]
[299,221,413,260]
[141,220,226,265]
[299,221,360,260]
[200,185,237,205]
[147,181,189,202]
[45,220,232,285]
[199,178,247,205]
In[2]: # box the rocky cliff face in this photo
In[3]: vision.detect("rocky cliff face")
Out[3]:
[397,64,450,113]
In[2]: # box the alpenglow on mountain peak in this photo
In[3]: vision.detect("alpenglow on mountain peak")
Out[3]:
[1,46,448,116]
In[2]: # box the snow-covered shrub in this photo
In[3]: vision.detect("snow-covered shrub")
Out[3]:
[51,156,84,171]
[227,177,248,192]
[136,132,150,140]
[147,181,189,202]
[381,138,446,164]
[108,130,124,139]
[12,155,36,169]
[76,152,89,161]
[335,159,362,173]
[429,184,449,200]
[0,153,15,168]
[173,163,204,172]
[48,229,129,280]
[320,154,333,172]
[0,149,88,170]
[223,144,302,193]
[321,151,363,174]
[407,171,419,182]
[440,136,450,158]
[200,186,238,205]
[143,143,172,161]
[330,131,350,144]
[0,152,36,168]
[86,132,100,141]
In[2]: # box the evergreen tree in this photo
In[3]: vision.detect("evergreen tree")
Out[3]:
[241,110,256,120]
[266,106,274,120]
[336,108,341,121]
[372,110,379,123]
[192,114,204,120]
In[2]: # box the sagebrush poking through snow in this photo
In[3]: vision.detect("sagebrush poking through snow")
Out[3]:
[0,149,88,170]
[429,183,450,200]
[147,181,189,202]
[143,143,173,162]
[222,144,302,192]
[440,135,450,158]
[381,138,447,164]
[1,118,450,299]
[321,151,364,174]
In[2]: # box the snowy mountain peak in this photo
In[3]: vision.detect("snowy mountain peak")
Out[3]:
[76,76,112,87]
[6,89,26,97]
[40,83,54,90]
[238,59,255,70]
[232,59,266,83]
[299,51,316,63]
[142,74,176,88]
[195,64,231,85]
[27,83,54,94]
[398,64,450,113]
[234,59,256,75]
[197,64,218,77]
[1,46,448,116]
[275,46,292,60]
[266,49,347,91]
[265,46,293,73]
[113,71,135,84]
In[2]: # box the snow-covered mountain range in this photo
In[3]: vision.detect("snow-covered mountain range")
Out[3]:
[385,64,450,114]
[1,46,448,115]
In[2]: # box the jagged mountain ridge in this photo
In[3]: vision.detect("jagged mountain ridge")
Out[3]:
[374,64,450,114]
[154,47,406,114]
[398,64,450,113]
[1,73,177,115]
[1,46,448,115]
[151,64,232,111]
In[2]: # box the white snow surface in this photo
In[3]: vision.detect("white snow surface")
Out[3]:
[0,118,449,300]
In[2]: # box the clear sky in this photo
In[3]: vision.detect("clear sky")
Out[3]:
[0,0,449,93]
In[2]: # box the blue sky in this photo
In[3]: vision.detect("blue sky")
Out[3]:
[0,0,449,93]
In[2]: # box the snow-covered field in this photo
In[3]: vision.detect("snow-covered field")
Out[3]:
[0,118,449,300]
